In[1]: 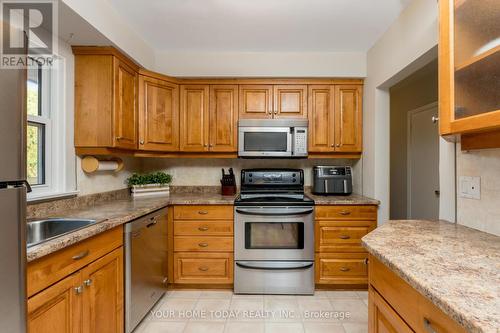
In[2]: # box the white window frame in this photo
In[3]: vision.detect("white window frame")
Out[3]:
[27,53,77,201]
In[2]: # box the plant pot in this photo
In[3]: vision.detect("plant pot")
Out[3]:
[130,184,170,197]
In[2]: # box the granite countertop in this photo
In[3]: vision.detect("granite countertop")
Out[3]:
[27,192,236,262]
[362,220,500,333]
[306,191,380,205]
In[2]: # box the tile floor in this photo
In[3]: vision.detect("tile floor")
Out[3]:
[134,290,369,333]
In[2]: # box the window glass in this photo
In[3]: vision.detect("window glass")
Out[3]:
[27,122,45,185]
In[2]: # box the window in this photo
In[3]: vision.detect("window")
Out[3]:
[26,52,77,201]
[27,60,48,186]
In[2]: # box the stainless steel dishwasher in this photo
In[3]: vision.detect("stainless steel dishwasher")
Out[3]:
[124,207,168,333]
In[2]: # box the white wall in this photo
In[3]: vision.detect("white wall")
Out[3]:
[456,147,500,236]
[154,51,366,77]
[61,0,155,68]
[364,0,439,224]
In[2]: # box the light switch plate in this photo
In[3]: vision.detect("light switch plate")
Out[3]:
[459,176,481,200]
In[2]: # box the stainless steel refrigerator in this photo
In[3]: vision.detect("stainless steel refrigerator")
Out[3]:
[0,32,29,333]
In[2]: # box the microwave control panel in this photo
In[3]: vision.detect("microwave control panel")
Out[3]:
[293,127,308,156]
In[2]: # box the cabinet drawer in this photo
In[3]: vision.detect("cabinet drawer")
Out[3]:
[369,255,467,333]
[316,205,377,220]
[174,252,233,284]
[174,205,233,220]
[174,236,233,252]
[315,253,368,285]
[174,220,233,236]
[369,287,414,333]
[316,222,374,252]
[27,226,123,297]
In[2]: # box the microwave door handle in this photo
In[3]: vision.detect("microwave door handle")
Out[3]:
[235,208,314,216]
[288,129,293,156]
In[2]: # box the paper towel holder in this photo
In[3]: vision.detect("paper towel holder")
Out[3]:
[81,156,124,173]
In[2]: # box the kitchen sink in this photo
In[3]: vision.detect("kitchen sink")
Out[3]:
[27,218,98,247]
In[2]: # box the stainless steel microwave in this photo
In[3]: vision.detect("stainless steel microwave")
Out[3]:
[238,119,308,158]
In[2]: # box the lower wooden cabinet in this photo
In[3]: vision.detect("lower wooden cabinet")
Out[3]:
[368,255,467,333]
[315,205,377,287]
[27,228,124,333]
[172,205,234,286]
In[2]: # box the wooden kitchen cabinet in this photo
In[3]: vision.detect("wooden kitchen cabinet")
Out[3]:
[27,272,82,333]
[180,85,210,152]
[439,0,500,145]
[172,205,234,287]
[138,72,179,152]
[273,85,308,118]
[368,255,467,333]
[27,227,124,333]
[209,85,239,152]
[81,247,124,333]
[315,205,376,287]
[308,85,362,153]
[239,85,273,119]
[73,47,139,150]
[335,85,362,153]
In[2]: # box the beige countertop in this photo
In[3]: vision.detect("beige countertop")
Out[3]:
[362,220,500,333]
[27,191,378,263]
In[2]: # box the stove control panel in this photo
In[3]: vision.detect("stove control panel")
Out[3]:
[241,169,304,187]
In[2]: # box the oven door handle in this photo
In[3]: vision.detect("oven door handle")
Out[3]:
[235,208,314,216]
[236,261,314,270]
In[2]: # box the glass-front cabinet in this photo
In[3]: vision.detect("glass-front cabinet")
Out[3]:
[439,0,500,140]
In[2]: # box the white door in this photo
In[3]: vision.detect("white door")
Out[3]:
[407,105,440,220]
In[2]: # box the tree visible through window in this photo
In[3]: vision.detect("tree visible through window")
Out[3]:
[27,60,48,186]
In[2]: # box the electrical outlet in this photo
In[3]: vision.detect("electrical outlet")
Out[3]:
[459,176,481,200]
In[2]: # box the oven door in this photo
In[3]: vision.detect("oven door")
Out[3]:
[234,206,314,261]
[238,127,292,157]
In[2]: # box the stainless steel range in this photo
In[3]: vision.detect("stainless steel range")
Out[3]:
[234,169,315,295]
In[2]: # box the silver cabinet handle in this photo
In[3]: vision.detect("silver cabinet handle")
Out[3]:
[83,279,92,287]
[340,267,350,272]
[431,116,439,124]
[147,217,158,228]
[423,318,438,333]
[198,210,209,215]
[198,226,209,231]
[198,266,209,272]
[339,210,351,216]
[74,286,83,294]
[72,250,89,260]
[198,242,209,248]
[339,235,351,240]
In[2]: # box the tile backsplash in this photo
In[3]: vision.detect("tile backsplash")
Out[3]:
[456,144,500,236]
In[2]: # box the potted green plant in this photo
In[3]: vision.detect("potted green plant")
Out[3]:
[127,171,172,197]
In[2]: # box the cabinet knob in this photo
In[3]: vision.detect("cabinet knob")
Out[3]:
[198,266,209,272]
[139,140,144,145]
[83,279,92,287]
[330,144,335,147]
[339,267,350,272]
[209,144,213,147]
[431,116,439,124]
[204,144,208,148]
[116,136,123,141]
[274,110,277,114]
[198,226,209,232]
[198,242,209,248]
[336,144,341,148]
[74,286,83,294]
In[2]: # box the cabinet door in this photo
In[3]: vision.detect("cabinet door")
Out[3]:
[180,85,210,152]
[369,287,414,333]
[209,85,238,152]
[239,85,273,119]
[81,247,123,333]
[114,60,138,149]
[308,85,335,152]
[334,85,362,152]
[138,75,179,151]
[274,85,307,118]
[28,272,82,333]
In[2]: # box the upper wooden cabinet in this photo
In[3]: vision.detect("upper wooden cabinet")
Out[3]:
[308,85,362,153]
[239,84,308,119]
[73,47,139,150]
[180,85,239,153]
[138,73,179,152]
[209,85,239,152]
[239,85,273,119]
[439,0,500,141]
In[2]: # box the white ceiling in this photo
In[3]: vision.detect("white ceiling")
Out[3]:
[106,0,412,53]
